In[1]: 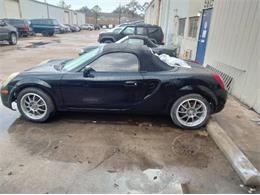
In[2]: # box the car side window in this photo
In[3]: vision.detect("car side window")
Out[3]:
[136,27,146,35]
[89,53,139,72]
[122,27,135,35]
[127,38,144,46]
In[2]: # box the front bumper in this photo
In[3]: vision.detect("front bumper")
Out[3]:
[1,85,14,110]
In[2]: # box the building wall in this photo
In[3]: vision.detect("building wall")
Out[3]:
[0,0,85,25]
[204,0,260,113]
[19,0,47,19]
[145,0,205,61]
[48,4,64,23]
[0,0,6,18]
[144,0,161,25]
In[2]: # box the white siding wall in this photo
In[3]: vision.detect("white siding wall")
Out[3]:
[48,5,64,23]
[144,0,160,25]
[0,0,85,25]
[20,0,48,19]
[0,0,6,17]
[204,0,260,113]
[145,0,204,60]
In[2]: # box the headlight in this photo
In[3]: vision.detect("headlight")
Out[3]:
[1,72,19,87]
[79,49,85,55]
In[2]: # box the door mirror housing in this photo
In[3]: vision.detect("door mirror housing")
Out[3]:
[83,66,94,77]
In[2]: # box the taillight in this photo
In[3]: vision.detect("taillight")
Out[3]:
[213,74,225,90]
[24,24,29,32]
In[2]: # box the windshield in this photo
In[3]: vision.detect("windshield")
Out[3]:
[63,46,102,71]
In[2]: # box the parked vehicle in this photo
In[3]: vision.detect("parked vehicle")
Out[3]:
[1,44,227,129]
[64,24,77,32]
[0,19,18,45]
[26,20,35,36]
[73,25,81,32]
[80,35,177,57]
[62,24,71,33]
[94,24,101,30]
[98,24,164,44]
[30,19,60,36]
[117,35,177,57]
[2,18,30,37]
[80,24,94,31]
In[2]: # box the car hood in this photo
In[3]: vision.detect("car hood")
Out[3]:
[24,58,71,73]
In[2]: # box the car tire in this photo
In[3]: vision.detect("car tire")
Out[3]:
[42,31,49,37]
[170,94,211,130]
[17,88,55,123]
[9,33,17,45]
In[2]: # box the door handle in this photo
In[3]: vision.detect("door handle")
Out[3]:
[124,81,138,87]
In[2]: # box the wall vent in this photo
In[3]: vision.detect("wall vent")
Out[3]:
[206,65,233,92]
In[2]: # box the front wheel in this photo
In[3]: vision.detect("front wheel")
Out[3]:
[9,33,17,45]
[17,88,55,122]
[170,94,211,129]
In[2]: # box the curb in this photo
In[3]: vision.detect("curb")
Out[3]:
[207,120,260,186]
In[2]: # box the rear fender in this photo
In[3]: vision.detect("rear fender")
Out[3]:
[167,85,218,113]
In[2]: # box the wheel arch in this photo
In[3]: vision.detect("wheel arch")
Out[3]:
[9,79,57,109]
[100,36,115,43]
[166,85,218,114]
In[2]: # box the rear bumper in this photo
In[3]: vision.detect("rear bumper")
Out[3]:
[214,90,228,113]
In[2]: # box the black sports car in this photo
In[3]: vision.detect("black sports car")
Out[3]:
[79,35,177,57]
[1,44,227,129]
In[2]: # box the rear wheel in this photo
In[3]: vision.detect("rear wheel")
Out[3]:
[170,94,211,129]
[42,31,49,36]
[17,88,55,122]
[9,33,17,45]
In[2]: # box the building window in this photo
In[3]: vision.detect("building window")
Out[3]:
[188,16,199,38]
[178,18,186,36]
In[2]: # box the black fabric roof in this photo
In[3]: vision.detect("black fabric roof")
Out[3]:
[102,44,171,72]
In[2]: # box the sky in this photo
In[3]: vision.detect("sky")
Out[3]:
[38,0,151,12]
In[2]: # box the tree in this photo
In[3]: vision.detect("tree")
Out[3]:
[57,0,71,9]
[113,0,144,21]
[78,6,90,14]
[91,5,102,24]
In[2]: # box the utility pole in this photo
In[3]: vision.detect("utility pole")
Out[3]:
[45,0,50,18]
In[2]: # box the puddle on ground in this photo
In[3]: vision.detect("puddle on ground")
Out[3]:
[24,41,50,48]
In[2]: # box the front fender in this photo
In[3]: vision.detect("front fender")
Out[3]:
[8,78,57,108]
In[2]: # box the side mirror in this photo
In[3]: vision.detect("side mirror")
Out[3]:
[0,21,6,26]
[83,66,94,78]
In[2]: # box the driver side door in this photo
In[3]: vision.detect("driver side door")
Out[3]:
[60,52,146,110]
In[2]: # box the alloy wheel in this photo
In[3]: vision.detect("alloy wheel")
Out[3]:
[175,98,207,127]
[20,93,48,120]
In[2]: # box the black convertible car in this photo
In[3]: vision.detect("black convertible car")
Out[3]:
[1,44,227,129]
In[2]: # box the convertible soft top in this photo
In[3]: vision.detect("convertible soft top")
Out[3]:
[102,44,172,72]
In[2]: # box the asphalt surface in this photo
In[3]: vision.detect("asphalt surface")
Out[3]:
[0,31,246,193]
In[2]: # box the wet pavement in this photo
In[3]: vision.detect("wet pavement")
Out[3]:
[0,31,246,193]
